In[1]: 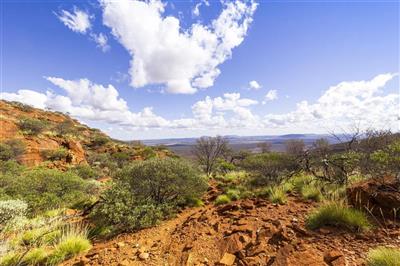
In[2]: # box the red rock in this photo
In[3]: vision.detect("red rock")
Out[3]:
[219,253,236,265]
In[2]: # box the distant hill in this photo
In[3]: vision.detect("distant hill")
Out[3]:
[141,134,340,157]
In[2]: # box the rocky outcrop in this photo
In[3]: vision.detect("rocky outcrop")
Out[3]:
[347,176,400,220]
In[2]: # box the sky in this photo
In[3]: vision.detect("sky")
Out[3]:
[1,0,399,140]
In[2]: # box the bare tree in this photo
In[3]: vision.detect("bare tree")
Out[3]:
[257,142,272,153]
[312,138,330,157]
[285,139,305,157]
[192,136,229,176]
[329,123,362,152]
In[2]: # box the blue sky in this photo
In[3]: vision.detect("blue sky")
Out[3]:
[1,0,399,140]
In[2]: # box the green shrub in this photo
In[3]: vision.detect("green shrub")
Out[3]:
[366,246,400,266]
[139,147,157,159]
[55,120,77,136]
[90,134,110,147]
[267,186,287,204]
[69,164,99,179]
[307,203,371,231]
[18,118,47,135]
[301,184,323,202]
[0,139,25,161]
[111,152,132,167]
[291,174,314,192]
[240,152,299,186]
[215,195,231,205]
[41,148,68,161]
[226,189,240,200]
[186,197,204,207]
[0,199,27,228]
[0,168,92,215]
[92,158,207,231]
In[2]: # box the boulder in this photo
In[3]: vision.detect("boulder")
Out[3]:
[347,176,400,219]
[219,253,236,265]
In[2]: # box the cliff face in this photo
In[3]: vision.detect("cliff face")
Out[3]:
[0,100,171,168]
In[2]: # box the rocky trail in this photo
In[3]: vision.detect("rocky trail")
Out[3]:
[65,191,400,266]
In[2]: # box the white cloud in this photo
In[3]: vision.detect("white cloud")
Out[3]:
[192,0,209,17]
[100,0,257,94]
[263,73,399,130]
[2,73,398,137]
[90,33,110,52]
[262,89,278,104]
[0,90,49,109]
[249,80,261,90]
[56,7,92,34]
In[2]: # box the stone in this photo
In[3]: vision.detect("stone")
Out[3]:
[324,250,344,264]
[347,176,400,220]
[219,253,236,265]
[116,242,125,248]
[118,259,131,266]
[138,252,150,260]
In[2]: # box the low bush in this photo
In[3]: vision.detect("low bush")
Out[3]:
[306,203,371,231]
[366,246,400,266]
[41,148,68,161]
[18,118,47,135]
[240,152,299,186]
[0,199,27,228]
[92,158,207,231]
[0,168,92,215]
[69,164,99,179]
[89,134,110,147]
[0,139,25,161]
[215,195,231,205]
[301,184,323,202]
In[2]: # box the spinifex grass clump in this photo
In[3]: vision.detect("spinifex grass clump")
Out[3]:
[301,184,324,202]
[267,186,287,204]
[366,246,400,266]
[46,224,91,265]
[307,202,371,231]
[214,195,231,205]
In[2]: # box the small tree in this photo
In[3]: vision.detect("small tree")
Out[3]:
[312,138,330,157]
[285,139,305,157]
[192,136,230,176]
[0,139,25,161]
[257,142,272,153]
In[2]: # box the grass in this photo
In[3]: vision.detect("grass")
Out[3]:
[301,184,323,202]
[267,186,287,204]
[0,252,20,266]
[23,247,47,265]
[291,174,314,192]
[306,202,371,231]
[215,195,231,205]
[366,247,400,266]
[226,189,240,200]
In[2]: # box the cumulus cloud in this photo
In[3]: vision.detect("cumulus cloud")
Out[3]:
[1,73,398,134]
[100,0,257,93]
[56,7,92,34]
[262,89,278,104]
[263,73,399,130]
[249,80,261,90]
